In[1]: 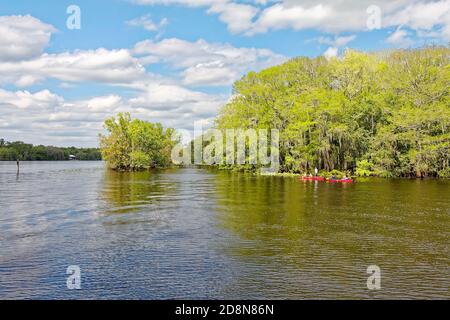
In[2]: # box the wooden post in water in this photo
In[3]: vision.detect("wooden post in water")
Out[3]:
[16,159,20,173]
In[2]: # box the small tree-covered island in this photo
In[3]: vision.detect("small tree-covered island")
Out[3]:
[99,47,449,178]
[99,113,178,171]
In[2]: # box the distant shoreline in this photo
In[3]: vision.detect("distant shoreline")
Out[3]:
[0,139,101,161]
[0,160,103,162]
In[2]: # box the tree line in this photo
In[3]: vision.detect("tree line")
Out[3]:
[0,139,102,161]
[99,46,449,177]
[215,46,449,178]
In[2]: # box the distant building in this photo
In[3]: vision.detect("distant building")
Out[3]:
[69,155,76,160]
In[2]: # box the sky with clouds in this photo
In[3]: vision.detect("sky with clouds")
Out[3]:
[0,0,449,147]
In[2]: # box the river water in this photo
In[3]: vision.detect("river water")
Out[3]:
[0,161,448,299]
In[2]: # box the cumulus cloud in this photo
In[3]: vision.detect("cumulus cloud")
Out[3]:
[84,95,124,112]
[250,3,330,34]
[0,83,226,146]
[182,62,238,86]
[0,89,95,145]
[384,0,450,31]
[254,0,449,39]
[0,88,62,110]
[0,30,283,89]
[128,83,227,127]
[207,1,260,33]
[0,15,56,61]
[133,38,286,86]
[132,0,381,33]
[133,0,450,43]
[0,48,147,87]
[0,12,285,145]
[278,1,445,38]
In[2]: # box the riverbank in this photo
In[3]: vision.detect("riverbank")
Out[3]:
[259,170,449,179]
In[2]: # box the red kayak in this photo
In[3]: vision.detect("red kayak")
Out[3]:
[328,179,353,183]
[301,176,326,181]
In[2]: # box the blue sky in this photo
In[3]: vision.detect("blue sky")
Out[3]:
[0,0,449,146]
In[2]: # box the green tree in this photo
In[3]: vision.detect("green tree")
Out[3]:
[214,46,449,177]
[99,113,178,171]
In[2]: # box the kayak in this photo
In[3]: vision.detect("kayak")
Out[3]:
[328,179,354,183]
[301,176,354,183]
[301,176,326,181]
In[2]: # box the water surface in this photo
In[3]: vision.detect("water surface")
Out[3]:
[0,161,448,299]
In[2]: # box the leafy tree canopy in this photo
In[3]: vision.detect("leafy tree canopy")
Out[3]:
[215,47,449,178]
[99,113,178,171]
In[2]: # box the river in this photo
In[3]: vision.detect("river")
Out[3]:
[0,161,448,299]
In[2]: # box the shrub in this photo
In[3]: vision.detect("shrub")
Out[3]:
[355,160,377,177]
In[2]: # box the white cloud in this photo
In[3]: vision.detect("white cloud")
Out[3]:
[133,38,286,86]
[250,3,330,35]
[0,89,95,145]
[128,83,227,128]
[0,11,288,146]
[132,0,384,33]
[207,2,260,33]
[386,28,414,48]
[248,0,449,36]
[133,0,450,43]
[323,47,338,60]
[385,0,450,42]
[126,14,168,32]
[384,0,450,31]
[315,35,357,47]
[0,12,276,146]
[253,0,450,38]
[0,34,284,89]
[0,88,62,110]
[0,83,226,146]
[130,83,214,106]
[132,0,216,6]
[0,48,147,87]
[85,95,124,112]
[182,63,238,86]
[0,15,56,61]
